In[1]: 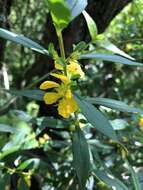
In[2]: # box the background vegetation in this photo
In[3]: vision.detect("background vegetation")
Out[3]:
[0,0,143,189]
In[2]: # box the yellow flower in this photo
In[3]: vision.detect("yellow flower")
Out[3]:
[139,118,143,128]
[40,81,59,90]
[58,96,78,118]
[54,59,84,79]
[50,73,70,84]
[40,74,78,118]
[44,92,60,104]
[55,61,63,70]
[67,59,84,78]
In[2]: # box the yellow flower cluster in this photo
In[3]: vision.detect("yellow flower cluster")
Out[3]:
[40,56,84,118]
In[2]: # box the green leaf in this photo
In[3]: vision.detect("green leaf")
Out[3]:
[95,35,134,60]
[0,124,16,133]
[19,178,29,190]
[66,0,87,19]
[0,28,48,54]
[80,53,143,66]
[47,0,71,31]
[7,89,44,101]
[82,10,98,42]
[72,126,90,189]
[126,160,141,190]
[94,170,128,190]
[0,174,10,190]
[75,95,117,141]
[12,110,32,122]
[86,97,143,114]
[17,159,39,170]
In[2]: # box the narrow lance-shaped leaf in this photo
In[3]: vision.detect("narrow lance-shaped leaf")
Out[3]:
[125,159,141,190]
[75,95,118,141]
[80,53,143,66]
[7,89,44,101]
[66,0,87,20]
[95,35,134,60]
[0,124,16,133]
[0,28,49,54]
[82,10,98,42]
[72,126,90,189]
[86,97,143,114]
[94,170,129,190]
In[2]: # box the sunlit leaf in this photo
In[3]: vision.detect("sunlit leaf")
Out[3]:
[47,0,71,31]
[82,10,98,42]
[0,124,16,133]
[96,36,134,60]
[110,119,129,130]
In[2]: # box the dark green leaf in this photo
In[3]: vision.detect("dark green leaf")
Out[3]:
[0,174,10,190]
[66,0,87,19]
[86,97,143,114]
[94,170,128,190]
[0,28,48,54]
[19,178,29,190]
[72,126,90,189]
[75,95,118,140]
[0,124,16,133]
[7,89,44,101]
[126,160,141,190]
[80,53,143,66]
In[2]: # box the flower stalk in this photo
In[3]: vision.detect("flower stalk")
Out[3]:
[57,30,67,75]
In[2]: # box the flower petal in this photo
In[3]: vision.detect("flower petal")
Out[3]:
[43,92,60,104]
[67,60,84,78]
[40,81,59,90]
[58,97,78,118]
[50,73,70,84]
[65,89,72,99]
[55,61,64,70]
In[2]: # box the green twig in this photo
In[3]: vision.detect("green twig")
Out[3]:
[57,30,67,75]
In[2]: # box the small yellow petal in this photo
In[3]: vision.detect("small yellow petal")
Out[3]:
[55,61,63,70]
[65,89,72,99]
[43,92,60,104]
[58,97,78,118]
[40,81,59,90]
[67,60,84,78]
[51,73,70,84]
[139,118,143,127]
